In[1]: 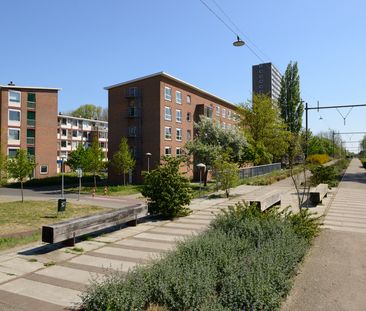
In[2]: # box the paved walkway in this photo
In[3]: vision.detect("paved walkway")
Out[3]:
[282,158,366,311]
[0,172,317,310]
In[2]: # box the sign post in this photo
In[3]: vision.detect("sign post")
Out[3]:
[76,168,83,201]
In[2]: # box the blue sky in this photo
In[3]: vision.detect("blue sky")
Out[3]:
[1,0,365,151]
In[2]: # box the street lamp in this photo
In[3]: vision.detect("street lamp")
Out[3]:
[146,152,152,172]
[61,157,66,199]
[233,35,245,47]
[196,163,206,197]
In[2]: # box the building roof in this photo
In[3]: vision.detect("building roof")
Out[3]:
[58,113,108,124]
[104,71,237,108]
[0,84,61,91]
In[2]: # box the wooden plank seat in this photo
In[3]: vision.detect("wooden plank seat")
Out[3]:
[42,203,148,246]
[309,183,328,205]
[247,189,282,211]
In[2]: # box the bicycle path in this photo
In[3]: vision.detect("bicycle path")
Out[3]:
[282,158,366,311]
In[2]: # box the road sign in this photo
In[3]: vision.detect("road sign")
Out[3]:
[76,168,83,178]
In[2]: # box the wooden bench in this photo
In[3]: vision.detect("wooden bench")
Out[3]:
[42,203,148,246]
[309,183,328,204]
[248,189,282,211]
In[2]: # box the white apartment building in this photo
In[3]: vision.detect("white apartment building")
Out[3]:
[57,114,108,172]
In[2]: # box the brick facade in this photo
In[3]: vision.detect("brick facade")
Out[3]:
[106,72,238,184]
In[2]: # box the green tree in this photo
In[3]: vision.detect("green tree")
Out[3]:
[7,149,35,202]
[85,136,106,188]
[0,148,7,184]
[185,117,249,185]
[213,156,239,198]
[142,156,192,218]
[278,61,304,164]
[70,104,107,121]
[239,94,290,164]
[111,137,136,185]
[66,144,88,171]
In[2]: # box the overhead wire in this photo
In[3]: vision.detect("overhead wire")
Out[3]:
[198,0,266,63]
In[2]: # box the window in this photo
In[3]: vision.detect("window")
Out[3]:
[216,105,220,116]
[27,129,35,145]
[222,122,226,129]
[187,130,192,141]
[61,118,67,125]
[222,108,226,118]
[176,91,182,104]
[61,129,67,136]
[128,126,137,137]
[8,148,19,158]
[176,128,182,141]
[187,95,191,104]
[61,140,67,148]
[27,93,36,108]
[164,86,172,101]
[164,106,172,121]
[176,147,182,156]
[204,106,213,118]
[27,93,36,103]
[8,128,20,141]
[164,146,172,156]
[72,130,78,137]
[9,110,20,122]
[176,109,182,123]
[228,110,232,120]
[40,165,48,174]
[186,112,192,122]
[27,111,36,127]
[9,91,21,105]
[227,123,232,129]
[27,147,35,156]
[164,126,172,140]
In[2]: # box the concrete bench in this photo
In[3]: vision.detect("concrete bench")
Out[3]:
[249,189,282,211]
[309,183,328,204]
[42,203,148,246]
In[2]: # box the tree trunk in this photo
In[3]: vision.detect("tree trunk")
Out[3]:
[94,173,97,189]
[21,181,24,203]
[225,189,230,198]
[123,172,126,186]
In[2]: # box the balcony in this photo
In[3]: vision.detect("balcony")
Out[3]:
[128,107,140,118]
[125,87,141,98]
[27,101,36,109]
[27,137,35,145]
[27,119,35,127]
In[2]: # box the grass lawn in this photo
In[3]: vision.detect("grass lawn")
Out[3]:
[0,200,108,250]
[67,184,142,196]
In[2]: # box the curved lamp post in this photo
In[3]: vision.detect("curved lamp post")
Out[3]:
[146,152,152,172]
[196,163,206,197]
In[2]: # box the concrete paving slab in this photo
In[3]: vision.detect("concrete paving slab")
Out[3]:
[116,238,175,251]
[93,246,160,260]
[69,254,139,272]
[0,258,44,276]
[0,278,81,307]
[134,232,186,242]
[35,265,103,285]
[149,227,200,236]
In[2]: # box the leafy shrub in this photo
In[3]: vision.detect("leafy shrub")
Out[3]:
[306,154,330,165]
[310,165,337,186]
[361,158,366,169]
[81,202,320,311]
[141,156,192,218]
[310,159,349,187]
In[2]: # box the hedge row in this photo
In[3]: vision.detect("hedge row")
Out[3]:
[80,203,320,311]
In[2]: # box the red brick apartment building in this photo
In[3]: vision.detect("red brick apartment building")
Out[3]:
[105,72,238,184]
[0,83,60,179]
